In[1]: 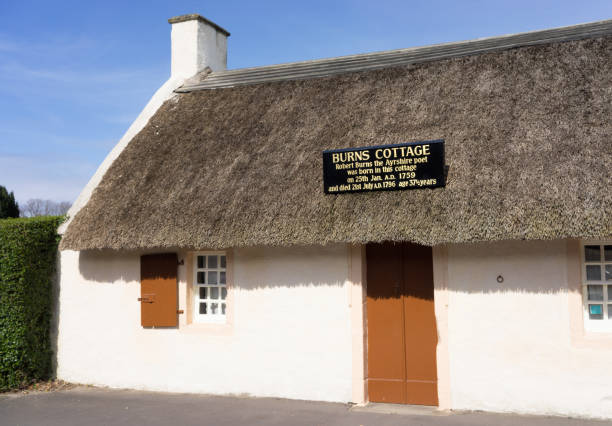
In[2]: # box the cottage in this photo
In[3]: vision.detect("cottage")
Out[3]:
[57,14,612,419]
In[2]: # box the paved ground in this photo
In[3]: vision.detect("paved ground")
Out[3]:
[0,387,609,426]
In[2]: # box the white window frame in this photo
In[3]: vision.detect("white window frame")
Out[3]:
[193,251,228,324]
[581,241,612,333]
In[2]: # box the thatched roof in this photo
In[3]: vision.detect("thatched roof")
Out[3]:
[60,28,612,251]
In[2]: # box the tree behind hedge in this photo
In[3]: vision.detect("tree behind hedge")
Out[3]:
[0,186,19,219]
[0,216,63,390]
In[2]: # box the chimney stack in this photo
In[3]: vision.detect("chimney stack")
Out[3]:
[168,14,230,79]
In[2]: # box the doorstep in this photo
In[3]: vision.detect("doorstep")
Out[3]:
[350,402,451,416]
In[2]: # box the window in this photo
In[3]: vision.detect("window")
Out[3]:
[582,242,612,332]
[194,252,227,323]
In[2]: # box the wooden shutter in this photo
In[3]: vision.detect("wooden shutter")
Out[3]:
[140,253,178,327]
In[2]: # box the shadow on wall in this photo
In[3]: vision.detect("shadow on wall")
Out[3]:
[74,239,574,295]
[77,244,348,290]
[78,249,141,284]
[443,239,574,295]
[230,245,348,291]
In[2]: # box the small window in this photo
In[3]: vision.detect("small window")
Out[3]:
[194,252,227,323]
[582,242,612,331]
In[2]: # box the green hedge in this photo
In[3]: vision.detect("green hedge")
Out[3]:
[0,216,63,391]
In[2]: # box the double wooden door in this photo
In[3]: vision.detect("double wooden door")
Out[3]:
[366,242,438,406]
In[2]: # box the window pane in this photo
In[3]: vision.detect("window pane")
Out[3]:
[211,303,218,314]
[606,265,612,281]
[199,287,207,300]
[197,256,205,269]
[605,246,612,262]
[222,303,226,315]
[609,305,612,320]
[589,304,603,319]
[220,271,226,284]
[208,271,218,285]
[221,287,227,300]
[221,256,226,268]
[199,303,207,315]
[208,256,218,269]
[197,271,205,284]
[588,285,604,301]
[586,265,601,281]
[210,287,219,299]
[585,245,601,262]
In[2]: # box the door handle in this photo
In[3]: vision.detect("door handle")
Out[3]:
[138,294,155,303]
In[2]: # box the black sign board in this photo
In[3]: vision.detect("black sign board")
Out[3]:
[323,139,445,194]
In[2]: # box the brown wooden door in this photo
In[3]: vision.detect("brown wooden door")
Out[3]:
[366,242,438,406]
[140,253,178,327]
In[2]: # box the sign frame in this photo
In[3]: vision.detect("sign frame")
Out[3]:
[322,139,445,195]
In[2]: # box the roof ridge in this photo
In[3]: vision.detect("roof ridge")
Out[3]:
[177,18,612,92]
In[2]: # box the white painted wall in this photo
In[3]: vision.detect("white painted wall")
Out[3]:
[445,240,612,419]
[56,244,354,402]
[58,236,612,416]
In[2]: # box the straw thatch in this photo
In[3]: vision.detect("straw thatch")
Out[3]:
[61,36,612,251]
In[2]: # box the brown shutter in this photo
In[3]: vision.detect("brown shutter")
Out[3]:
[140,253,178,327]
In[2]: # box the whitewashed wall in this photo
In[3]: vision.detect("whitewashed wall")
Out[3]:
[56,244,354,402]
[445,240,612,419]
[57,238,612,417]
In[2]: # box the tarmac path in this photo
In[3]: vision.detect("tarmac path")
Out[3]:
[0,386,609,426]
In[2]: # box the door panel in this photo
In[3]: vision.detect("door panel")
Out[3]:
[403,243,438,406]
[140,253,178,327]
[367,380,405,405]
[366,243,406,403]
[405,381,438,406]
[366,242,438,406]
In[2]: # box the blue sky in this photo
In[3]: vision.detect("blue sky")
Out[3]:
[1,0,611,204]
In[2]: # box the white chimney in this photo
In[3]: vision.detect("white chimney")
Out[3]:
[168,14,230,79]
